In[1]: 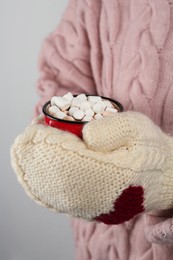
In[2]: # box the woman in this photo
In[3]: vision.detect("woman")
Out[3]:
[11,0,173,259]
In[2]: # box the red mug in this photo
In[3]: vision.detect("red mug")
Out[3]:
[42,95,124,138]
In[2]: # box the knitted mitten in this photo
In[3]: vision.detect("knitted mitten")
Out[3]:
[11,112,173,224]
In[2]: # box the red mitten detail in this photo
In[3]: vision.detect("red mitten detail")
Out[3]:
[94,186,144,225]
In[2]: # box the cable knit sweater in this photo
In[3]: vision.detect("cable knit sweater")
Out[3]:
[35,0,173,259]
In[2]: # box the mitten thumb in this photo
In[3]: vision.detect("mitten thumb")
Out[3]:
[83,112,136,152]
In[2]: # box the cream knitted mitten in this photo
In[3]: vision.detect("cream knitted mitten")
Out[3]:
[11,112,173,224]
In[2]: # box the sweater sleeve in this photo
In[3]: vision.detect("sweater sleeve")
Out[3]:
[34,0,96,116]
[145,210,173,244]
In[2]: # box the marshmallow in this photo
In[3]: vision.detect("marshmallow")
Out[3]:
[71,97,82,108]
[54,97,71,111]
[73,109,85,120]
[84,108,94,117]
[55,111,67,119]
[82,116,93,122]
[88,96,102,103]
[68,106,79,116]
[63,92,73,102]
[64,116,75,121]
[94,113,103,120]
[48,94,119,122]
[77,94,87,102]
[103,100,114,108]
[103,111,116,117]
[95,100,106,110]
[92,102,104,114]
[48,105,60,115]
[51,96,58,106]
[89,101,95,108]
[105,107,118,113]
[80,101,92,111]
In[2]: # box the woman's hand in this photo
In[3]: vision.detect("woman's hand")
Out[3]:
[11,112,173,224]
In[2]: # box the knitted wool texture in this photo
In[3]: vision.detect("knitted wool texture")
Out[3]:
[11,112,173,224]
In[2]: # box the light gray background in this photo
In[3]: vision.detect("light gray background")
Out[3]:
[0,1,75,259]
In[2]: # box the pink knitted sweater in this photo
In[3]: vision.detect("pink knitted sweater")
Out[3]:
[35,0,173,259]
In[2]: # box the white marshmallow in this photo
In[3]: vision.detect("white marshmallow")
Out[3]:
[89,101,95,108]
[105,107,118,113]
[103,111,116,117]
[88,96,102,103]
[64,116,75,121]
[84,108,94,117]
[55,111,67,119]
[68,106,79,116]
[80,101,92,111]
[82,116,93,122]
[71,97,82,108]
[95,100,106,109]
[49,93,119,122]
[54,97,71,111]
[48,105,60,115]
[51,96,58,106]
[94,113,103,120]
[63,92,73,102]
[73,109,85,120]
[103,100,114,108]
[92,102,104,114]
[77,94,87,102]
